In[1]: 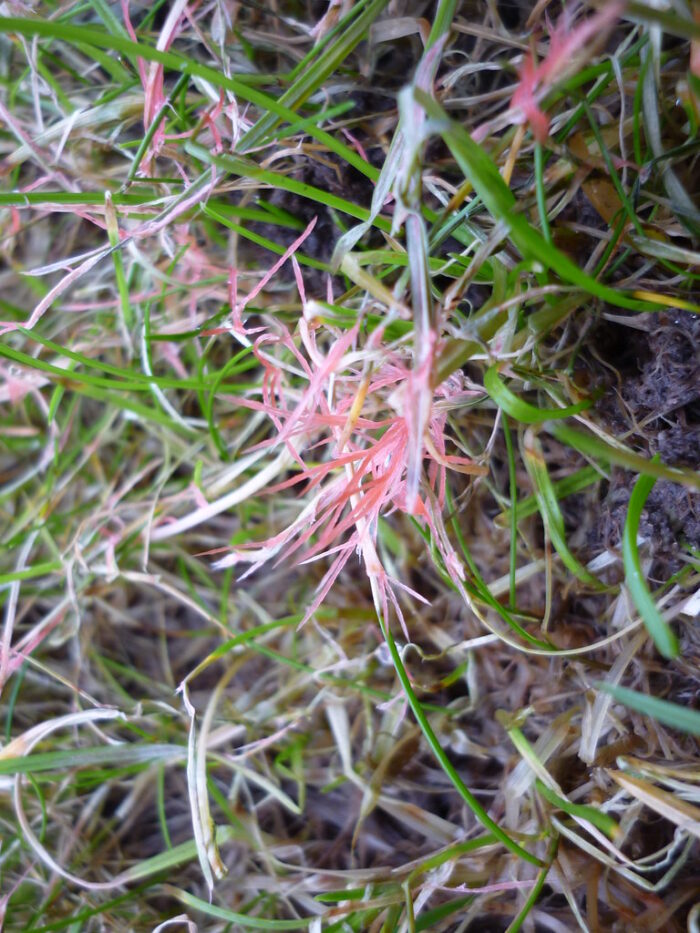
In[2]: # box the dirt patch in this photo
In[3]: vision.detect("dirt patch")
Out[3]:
[587,311,699,435]
[577,310,700,574]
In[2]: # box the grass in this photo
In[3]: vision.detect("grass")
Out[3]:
[0,1,699,930]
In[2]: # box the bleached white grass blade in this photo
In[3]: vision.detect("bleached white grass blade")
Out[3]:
[151,446,296,540]
[10,709,130,891]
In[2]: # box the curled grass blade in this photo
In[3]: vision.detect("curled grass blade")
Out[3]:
[484,366,592,423]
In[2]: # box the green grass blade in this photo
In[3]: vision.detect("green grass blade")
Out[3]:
[104,193,133,329]
[426,0,458,47]
[505,837,558,933]
[202,204,329,271]
[533,142,552,245]
[445,486,553,649]
[550,424,700,491]
[623,3,700,40]
[188,142,388,228]
[0,561,62,585]
[0,744,184,776]
[28,884,157,933]
[622,471,679,659]
[168,888,312,929]
[523,431,601,588]
[582,100,644,237]
[286,0,375,80]
[415,895,475,931]
[378,613,543,867]
[502,413,518,608]
[0,17,375,180]
[239,0,389,151]
[3,331,249,394]
[411,88,690,314]
[119,825,236,883]
[484,366,592,423]
[124,71,190,186]
[498,465,601,527]
[595,683,700,735]
[535,779,620,840]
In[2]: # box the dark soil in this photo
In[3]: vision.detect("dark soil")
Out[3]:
[578,310,700,574]
[240,154,377,295]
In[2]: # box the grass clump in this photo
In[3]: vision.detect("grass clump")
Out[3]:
[1,1,699,929]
